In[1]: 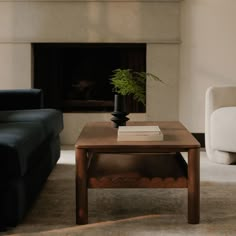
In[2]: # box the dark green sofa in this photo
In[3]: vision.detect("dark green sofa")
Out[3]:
[0,89,63,229]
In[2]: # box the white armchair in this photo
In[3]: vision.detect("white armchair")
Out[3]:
[205,86,236,164]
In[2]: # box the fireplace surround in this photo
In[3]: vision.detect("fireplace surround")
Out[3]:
[0,0,181,144]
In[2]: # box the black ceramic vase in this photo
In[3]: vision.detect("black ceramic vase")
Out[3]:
[111,94,129,128]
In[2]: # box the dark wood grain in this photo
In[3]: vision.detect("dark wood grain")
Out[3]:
[188,148,200,224]
[75,149,88,224]
[88,153,188,188]
[75,121,200,149]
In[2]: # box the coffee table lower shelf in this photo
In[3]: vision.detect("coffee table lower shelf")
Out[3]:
[87,152,188,188]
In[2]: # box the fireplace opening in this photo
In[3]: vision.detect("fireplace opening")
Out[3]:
[33,43,146,112]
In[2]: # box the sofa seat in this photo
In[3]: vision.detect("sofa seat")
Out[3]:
[210,106,236,152]
[0,122,48,179]
[0,109,63,136]
[0,89,64,229]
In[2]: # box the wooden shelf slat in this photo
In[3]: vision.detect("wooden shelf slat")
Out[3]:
[88,152,188,188]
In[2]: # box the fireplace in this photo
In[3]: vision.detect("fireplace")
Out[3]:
[33,43,146,112]
[1,0,180,144]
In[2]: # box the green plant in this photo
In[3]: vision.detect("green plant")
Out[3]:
[110,68,163,106]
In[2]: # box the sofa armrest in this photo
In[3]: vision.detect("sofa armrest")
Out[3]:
[0,89,44,110]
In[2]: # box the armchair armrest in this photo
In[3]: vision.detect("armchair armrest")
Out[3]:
[0,89,43,111]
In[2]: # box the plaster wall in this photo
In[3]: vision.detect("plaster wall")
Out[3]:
[180,0,236,132]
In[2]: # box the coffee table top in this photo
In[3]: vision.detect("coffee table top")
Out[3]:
[75,121,200,151]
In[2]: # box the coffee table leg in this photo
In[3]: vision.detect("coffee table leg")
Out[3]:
[187,148,200,224]
[76,148,88,224]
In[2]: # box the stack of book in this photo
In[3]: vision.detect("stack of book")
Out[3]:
[117,125,164,141]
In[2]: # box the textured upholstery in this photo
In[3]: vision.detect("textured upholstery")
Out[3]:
[0,89,63,228]
[0,122,45,178]
[0,89,43,110]
[205,86,236,164]
[0,109,63,137]
[211,107,236,152]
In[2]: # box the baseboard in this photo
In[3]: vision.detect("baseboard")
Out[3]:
[192,133,205,148]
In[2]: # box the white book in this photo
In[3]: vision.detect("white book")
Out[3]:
[118,125,161,132]
[118,125,161,135]
[117,134,163,141]
[117,126,163,141]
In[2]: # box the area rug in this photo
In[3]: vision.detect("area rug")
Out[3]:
[3,150,236,236]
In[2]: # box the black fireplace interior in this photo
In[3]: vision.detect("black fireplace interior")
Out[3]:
[33,43,146,112]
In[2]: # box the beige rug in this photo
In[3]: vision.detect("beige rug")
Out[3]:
[3,149,236,236]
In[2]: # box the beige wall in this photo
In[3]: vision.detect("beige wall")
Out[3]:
[0,44,32,88]
[180,0,236,132]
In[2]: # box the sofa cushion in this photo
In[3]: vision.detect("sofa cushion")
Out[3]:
[0,89,43,111]
[210,107,236,152]
[0,122,46,178]
[0,109,63,137]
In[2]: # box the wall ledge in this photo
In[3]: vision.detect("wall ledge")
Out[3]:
[0,40,181,44]
[0,0,182,2]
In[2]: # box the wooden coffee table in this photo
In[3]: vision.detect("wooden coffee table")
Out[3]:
[75,121,200,224]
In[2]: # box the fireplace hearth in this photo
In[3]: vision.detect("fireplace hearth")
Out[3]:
[33,43,146,112]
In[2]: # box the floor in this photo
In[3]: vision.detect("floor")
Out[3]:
[3,147,236,236]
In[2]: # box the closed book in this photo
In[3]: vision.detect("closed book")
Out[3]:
[117,126,163,141]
